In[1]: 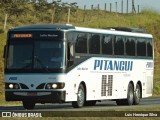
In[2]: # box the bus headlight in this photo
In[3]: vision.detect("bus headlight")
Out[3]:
[14,84,19,89]
[46,84,52,89]
[6,83,20,89]
[45,83,65,89]
[9,84,14,89]
[52,84,58,89]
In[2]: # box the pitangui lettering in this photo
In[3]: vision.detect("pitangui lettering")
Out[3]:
[94,60,133,71]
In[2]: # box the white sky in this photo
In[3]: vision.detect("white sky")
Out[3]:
[59,0,160,13]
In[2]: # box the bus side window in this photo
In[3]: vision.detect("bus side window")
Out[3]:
[137,38,146,56]
[102,35,113,55]
[75,33,87,53]
[114,36,125,55]
[89,34,100,54]
[147,39,153,57]
[126,37,136,56]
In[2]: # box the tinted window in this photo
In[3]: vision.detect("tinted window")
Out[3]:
[102,35,113,55]
[34,41,64,69]
[147,39,153,57]
[7,40,64,70]
[137,38,146,56]
[126,37,136,56]
[75,33,87,53]
[7,40,33,69]
[114,36,125,55]
[89,34,100,54]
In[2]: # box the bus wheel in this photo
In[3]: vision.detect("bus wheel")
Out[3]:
[84,100,96,106]
[126,83,134,105]
[133,84,141,105]
[116,83,134,106]
[72,84,85,108]
[22,101,35,109]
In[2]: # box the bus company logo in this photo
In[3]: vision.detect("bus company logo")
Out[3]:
[9,77,17,80]
[146,62,153,68]
[94,60,133,71]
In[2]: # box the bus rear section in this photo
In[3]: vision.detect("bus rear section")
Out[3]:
[65,57,153,106]
[64,26,154,108]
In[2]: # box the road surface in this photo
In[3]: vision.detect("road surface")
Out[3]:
[1,97,160,111]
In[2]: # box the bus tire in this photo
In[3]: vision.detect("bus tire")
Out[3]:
[84,100,96,106]
[22,101,35,109]
[126,83,134,105]
[133,84,141,105]
[116,83,134,106]
[72,84,85,108]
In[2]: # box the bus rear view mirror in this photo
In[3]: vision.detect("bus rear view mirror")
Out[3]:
[68,43,74,61]
[3,45,6,58]
[67,43,74,67]
[70,44,74,59]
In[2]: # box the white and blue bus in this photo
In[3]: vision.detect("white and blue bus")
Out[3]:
[4,24,154,109]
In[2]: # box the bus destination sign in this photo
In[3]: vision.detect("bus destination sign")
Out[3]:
[11,34,32,38]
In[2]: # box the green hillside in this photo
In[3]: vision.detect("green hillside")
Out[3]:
[0,1,160,105]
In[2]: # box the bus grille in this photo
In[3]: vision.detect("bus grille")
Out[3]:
[101,75,113,96]
[101,75,107,96]
[20,83,29,89]
[108,75,113,96]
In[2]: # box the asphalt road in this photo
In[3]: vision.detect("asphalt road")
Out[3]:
[1,97,160,111]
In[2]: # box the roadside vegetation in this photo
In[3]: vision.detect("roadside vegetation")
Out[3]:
[0,1,160,107]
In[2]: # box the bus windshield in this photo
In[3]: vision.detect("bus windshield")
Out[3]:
[6,40,65,72]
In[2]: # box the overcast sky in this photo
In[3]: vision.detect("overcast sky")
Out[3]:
[60,0,160,13]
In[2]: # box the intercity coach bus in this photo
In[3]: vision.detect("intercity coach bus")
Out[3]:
[4,24,154,109]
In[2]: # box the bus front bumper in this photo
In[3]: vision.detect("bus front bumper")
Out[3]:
[5,91,66,103]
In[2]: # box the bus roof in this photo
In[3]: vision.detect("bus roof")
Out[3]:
[9,24,153,38]
[9,24,75,31]
[75,27,153,38]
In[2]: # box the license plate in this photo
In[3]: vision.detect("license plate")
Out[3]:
[27,92,37,96]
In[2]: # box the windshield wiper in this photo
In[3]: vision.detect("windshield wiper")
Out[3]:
[34,56,50,72]
[21,63,32,69]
